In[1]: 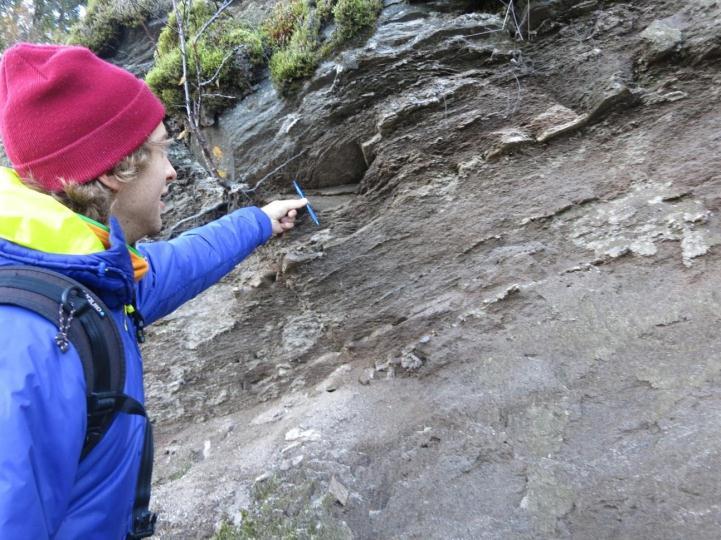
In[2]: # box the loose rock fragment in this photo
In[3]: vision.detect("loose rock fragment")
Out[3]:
[285,428,321,442]
[400,351,424,371]
[528,105,588,143]
[484,128,534,160]
[640,19,683,64]
[329,476,350,506]
[587,79,635,124]
[361,133,382,166]
[319,364,352,392]
[682,231,709,267]
[358,368,375,385]
[281,251,323,274]
[484,284,521,305]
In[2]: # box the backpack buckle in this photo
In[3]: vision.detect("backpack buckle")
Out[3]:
[87,391,121,416]
[127,510,157,539]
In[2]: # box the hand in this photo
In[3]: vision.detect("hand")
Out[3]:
[261,198,308,235]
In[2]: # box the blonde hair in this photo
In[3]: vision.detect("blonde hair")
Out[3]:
[23,141,155,224]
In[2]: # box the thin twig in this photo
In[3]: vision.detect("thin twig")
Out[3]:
[192,40,202,119]
[173,0,197,144]
[200,49,235,86]
[243,149,308,193]
[139,20,154,44]
[501,0,511,31]
[172,0,226,187]
[463,29,503,39]
[506,68,522,117]
[509,0,524,40]
[192,0,234,43]
[201,93,239,99]
[527,0,531,39]
[167,200,228,237]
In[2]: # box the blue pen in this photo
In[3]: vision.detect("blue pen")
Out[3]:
[292,180,320,225]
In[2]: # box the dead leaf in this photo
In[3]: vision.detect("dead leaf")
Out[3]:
[178,74,186,86]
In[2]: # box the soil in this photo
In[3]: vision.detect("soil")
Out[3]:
[134,0,721,537]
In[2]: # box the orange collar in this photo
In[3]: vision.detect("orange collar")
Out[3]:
[84,220,149,281]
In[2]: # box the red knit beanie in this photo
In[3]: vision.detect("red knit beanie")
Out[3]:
[0,43,165,192]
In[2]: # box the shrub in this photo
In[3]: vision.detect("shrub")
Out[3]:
[146,0,266,114]
[316,0,338,25]
[147,0,383,110]
[268,11,321,89]
[68,0,159,54]
[333,0,382,41]
[262,0,308,49]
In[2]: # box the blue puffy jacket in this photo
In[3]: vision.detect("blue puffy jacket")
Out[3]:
[0,171,272,538]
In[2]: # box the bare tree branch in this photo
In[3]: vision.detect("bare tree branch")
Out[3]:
[171,0,228,188]
[509,0,524,40]
[201,93,238,99]
[501,0,511,31]
[192,0,234,43]
[243,149,308,194]
[200,49,236,87]
[166,200,227,237]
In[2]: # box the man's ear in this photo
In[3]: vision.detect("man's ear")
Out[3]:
[97,173,123,192]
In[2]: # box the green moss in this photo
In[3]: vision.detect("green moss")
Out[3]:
[168,461,193,482]
[146,0,266,115]
[222,27,266,65]
[68,0,157,54]
[269,21,320,89]
[210,472,352,540]
[332,0,382,41]
[146,0,383,109]
[261,0,309,49]
[145,48,183,109]
[156,0,217,57]
[316,0,338,25]
[266,0,382,88]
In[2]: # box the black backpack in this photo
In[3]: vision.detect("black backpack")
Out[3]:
[0,265,156,539]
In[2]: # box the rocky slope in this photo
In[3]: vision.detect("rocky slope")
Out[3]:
[137,0,721,537]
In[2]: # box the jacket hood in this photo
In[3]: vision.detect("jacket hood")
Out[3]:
[0,167,137,307]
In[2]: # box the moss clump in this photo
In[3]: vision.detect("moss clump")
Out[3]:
[222,28,265,65]
[316,0,339,25]
[146,0,266,114]
[264,0,382,90]
[146,0,382,110]
[332,0,383,41]
[210,472,352,540]
[145,48,184,110]
[262,0,309,49]
[268,21,319,88]
[68,0,158,54]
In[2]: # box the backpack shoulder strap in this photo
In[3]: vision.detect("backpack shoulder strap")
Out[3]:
[0,265,158,538]
[0,265,127,456]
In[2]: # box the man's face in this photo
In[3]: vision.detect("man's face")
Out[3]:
[111,123,176,243]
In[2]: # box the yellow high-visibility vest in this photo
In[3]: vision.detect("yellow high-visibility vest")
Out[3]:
[0,167,105,255]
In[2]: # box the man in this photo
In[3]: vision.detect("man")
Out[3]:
[0,42,306,538]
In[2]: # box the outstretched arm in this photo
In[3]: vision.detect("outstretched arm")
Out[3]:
[136,199,306,325]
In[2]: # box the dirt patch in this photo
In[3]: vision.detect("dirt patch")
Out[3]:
[138,1,721,537]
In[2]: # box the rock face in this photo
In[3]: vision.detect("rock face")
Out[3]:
[138,0,721,538]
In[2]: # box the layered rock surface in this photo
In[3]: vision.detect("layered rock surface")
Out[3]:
[140,0,721,537]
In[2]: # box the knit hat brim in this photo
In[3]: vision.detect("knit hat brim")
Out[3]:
[15,85,165,192]
[0,43,166,192]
